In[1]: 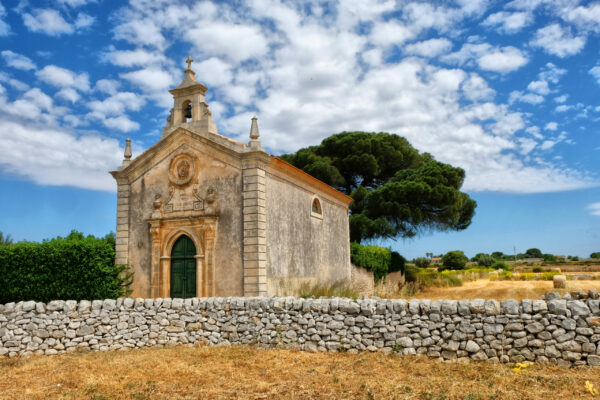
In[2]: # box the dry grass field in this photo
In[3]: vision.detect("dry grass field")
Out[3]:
[412,279,600,301]
[1,345,599,400]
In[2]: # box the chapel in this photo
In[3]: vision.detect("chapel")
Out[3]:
[110,57,352,298]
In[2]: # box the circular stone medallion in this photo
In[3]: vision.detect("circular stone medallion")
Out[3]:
[169,153,195,186]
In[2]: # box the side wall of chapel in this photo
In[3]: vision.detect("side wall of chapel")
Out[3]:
[264,167,352,296]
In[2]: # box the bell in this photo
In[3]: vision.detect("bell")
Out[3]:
[184,103,192,119]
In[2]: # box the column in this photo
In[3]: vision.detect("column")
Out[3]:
[115,177,130,266]
[242,157,268,296]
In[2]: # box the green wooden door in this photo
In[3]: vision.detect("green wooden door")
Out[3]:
[170,235,196,298]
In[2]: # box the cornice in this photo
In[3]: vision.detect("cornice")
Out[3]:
[266,157,353,207]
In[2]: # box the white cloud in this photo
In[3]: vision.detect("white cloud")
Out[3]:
[526,126,543,139]
[22,9,74,36]
[95,79,121,95]
[85,92,144,132]
[0,72,29,91]
[590,66,600,85]
[57,0,96,7]
[193,57,233,87]
[402,2,458,33]
[518,137,537,154]
[22,88,54,113]
[442,43,528,73]
[554,94,568,103]
[588,202,600,216]
[56,88,80,103]
[87,92,144,116]
[185,22,269,63]
[102,49,164,68]
[482,11,532,33]
[477,46,528,73]
[531,24,586,57]
[505,0,544,12]
[74,12,94,29]
[36,65,90,92]
[93,114,140,132]
[527,80,549,95]
[545,121,558,130]
[120,68,175,93]
[113,19,167,49]
[539,62,567,84]
[561,3,600,34]
[0,119,122,191]
[1,50,36,70]
[0,2,10,36]
[461,73,495,101]
[509,90,544,104]
[370,20,415,48]
[362,48,382,66]
[404,38,453,58]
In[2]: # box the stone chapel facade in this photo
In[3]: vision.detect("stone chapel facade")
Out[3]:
[110,58,352,298]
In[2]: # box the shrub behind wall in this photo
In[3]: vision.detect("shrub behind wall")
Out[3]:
[350,242,405,281]
[0,231,132,303]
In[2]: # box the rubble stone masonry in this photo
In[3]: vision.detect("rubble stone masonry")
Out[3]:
[1,295,599,367]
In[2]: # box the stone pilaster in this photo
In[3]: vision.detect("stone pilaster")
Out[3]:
[242,154,268,296]
[115,177,130,266]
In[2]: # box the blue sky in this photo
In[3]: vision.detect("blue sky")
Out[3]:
[0,0,599,259]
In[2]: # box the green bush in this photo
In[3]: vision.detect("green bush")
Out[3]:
[491,261,509,271]
[475,254,494,267]
[0,231,132,303]
[542,254,557,262]
[440,250,468,270]
[525,248,542,258]
[532,266,543,272]
[591,252,600,259]
[414,257,431,268]
[350,242,405,281]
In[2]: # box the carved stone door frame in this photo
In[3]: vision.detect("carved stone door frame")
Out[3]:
[148,217,217,298]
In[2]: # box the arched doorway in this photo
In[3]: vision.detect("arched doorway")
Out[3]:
[170,235,196,298]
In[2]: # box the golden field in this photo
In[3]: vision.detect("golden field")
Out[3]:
[0,345,599,400]
[412,278,600,301]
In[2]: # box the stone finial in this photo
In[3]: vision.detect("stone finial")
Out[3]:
[185,56,194,70]
[250,116,260,140]
[122,138,132,168]
[248,116,262,150]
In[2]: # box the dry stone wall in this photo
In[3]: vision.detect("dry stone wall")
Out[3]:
[1,295,599,367]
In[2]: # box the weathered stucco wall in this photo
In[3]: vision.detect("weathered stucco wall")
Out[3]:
[351,265,375,297]
[125,136,244,297]
[264,172,351,296]
[1,296,599,367]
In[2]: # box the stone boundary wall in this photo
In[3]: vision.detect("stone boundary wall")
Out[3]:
[1,296,599,367]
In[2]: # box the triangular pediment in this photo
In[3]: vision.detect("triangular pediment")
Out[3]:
[111,126,262,183]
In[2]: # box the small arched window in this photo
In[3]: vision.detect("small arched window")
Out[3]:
[311,196,323,219]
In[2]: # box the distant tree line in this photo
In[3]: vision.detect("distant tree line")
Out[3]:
[410,247,599,271]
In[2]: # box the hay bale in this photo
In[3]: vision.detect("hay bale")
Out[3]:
[553,274,567,289]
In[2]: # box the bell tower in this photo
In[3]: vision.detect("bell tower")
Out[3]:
[162,56,218,138]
